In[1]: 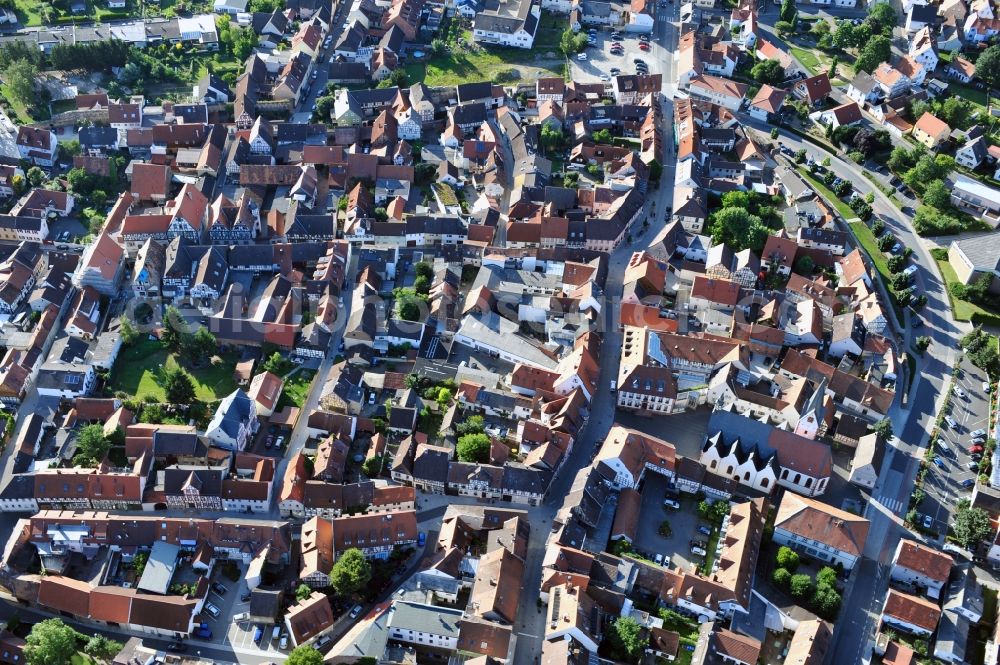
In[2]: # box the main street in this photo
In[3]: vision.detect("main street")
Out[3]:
[754,124,968,663]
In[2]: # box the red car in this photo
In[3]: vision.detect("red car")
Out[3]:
[639,42,650,51]
[969,445,985,455]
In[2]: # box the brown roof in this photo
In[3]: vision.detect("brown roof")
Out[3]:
[248,371,284,412]
[883,589,941,633]
[38,576,91,617]
[691,276,741,306]
[650,628,679,657]
[775,493,869,558]
[914,111,950,138]
[611,488,641,541]
[90,585,134,624]
[882,641,916,665]
[285,592,335,645]
[457,618,513,659]
[750,84,787,113]
[714,628,762,664]
[785,619,831,665]
[894,539,952,583]
[470,546,524,624]
[131,163,172,201]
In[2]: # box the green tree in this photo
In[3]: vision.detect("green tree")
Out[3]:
[457,433,491,463]
[329,548,372,597]
[164,366,196,404]
[775,546,800,572]
[456,414,485,435]
[953,499,993,548]
[120,317,139,347]
[26,166,44,188]
[608,616,644,660]
[415,262,433,281]
[560,28,588,55]
[779,0,796,23]
[790,574,814,600]
[393,287,425,321]
[772,567,792,587]
[430,38,446,55]
[867,1,897,36]
[856,36,892,76]
[295,583,313,602]
[540,124,565,153]
[362,455,383,477]
[816,567,838,588]
[794,148,807,164]
[593,128,612,144]
[869,418,894,441]
[25,619,77,665]
[914,336,931,355]
[287,646,325,665]
[232,26,258,61]
[832,21,857,49]
[812,583,842,618]
[161,305,187,350]
[75,423,110,466]
[976,44,1000,87]
[436,387,453,406]
[794,255,815,276]
[708,207,770,253]
[413,274,430,295]
[751,58,785,86]
[261,351,290,375]
[962,328,1000,378]
[185,326,217,365]
[84,635,122,661]
[887,254,906,274]
[923,179,951,210]
[4,58,38,109]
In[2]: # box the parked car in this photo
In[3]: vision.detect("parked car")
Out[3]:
[954,387,968,399]
[969,445,985,455]
[663,498,680,509]
[654,553,664,565]
[577,53,588,61]
[350,604,364,619]
[610,67,621,75]
[254,626,264,643]
[690,546,707,557]
[275,436,285,448]
[279,634,289,650]
[417,532,426,546]
[922,514,933,529]
[945,415,958,428]
[212,582,227,595]
[984,381,992,393]
[204,603,221,619]
[194,626,212,639]
[961,478,976,489]
[933,457,946,469]
[697,525,712,536]
[166,642,186,652]
[971,428,987,438]
[971,436,986,446]
[968,461,980,471]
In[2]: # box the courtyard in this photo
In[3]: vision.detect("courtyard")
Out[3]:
[109,337,239,403]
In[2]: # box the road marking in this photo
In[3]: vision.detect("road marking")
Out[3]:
[517,632,539,639]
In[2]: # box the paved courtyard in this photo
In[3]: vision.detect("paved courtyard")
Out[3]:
[635,472,710,572]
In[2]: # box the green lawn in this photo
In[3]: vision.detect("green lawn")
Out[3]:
[952,82,990,110]
[934,255,1000,326]
[407,48,565,87]
[71,655,96,665]
[788,46,853,85]
[277,370,315,411]
[110,338,238,402]
[799,169,858,221]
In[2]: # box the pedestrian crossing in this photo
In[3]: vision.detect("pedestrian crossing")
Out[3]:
[876,496,905,514]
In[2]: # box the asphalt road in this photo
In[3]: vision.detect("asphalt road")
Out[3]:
[753,125,967,663]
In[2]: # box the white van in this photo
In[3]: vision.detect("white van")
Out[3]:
[272,625,281,640]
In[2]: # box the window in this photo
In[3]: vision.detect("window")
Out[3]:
[761,478,769,488]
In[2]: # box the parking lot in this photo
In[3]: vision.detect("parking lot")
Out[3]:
[568,28,654,84]
[615,407,710,459]
[921,355,992,535]
[633,473,713,572]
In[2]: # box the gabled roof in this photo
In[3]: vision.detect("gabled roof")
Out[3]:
[775,492,869,557]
